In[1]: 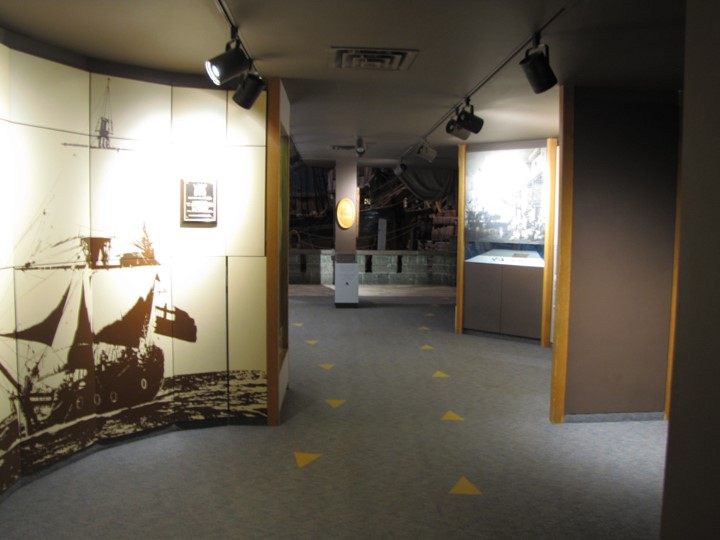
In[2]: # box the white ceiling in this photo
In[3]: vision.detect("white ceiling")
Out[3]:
[0,0,685,167]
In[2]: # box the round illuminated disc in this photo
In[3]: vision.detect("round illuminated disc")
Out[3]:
[336,197,356,229]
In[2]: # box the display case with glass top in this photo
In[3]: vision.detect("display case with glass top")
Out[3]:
[462,142,550,338]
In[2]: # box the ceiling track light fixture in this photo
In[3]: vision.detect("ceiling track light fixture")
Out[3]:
[205,11,266,110]
[519,32,558,94]
[415,139,437,163]
[445,98,484,140]
[396,7,566,166]
[205,26,251,86]
[233,71,265,109]
[355,136,366,157]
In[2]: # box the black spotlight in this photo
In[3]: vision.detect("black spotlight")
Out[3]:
[232,72,266,109]
[519,33,557,94]
[206,40,251,86]
[446,101,484,140]
[445,118,466,140]
[355,136,366,157]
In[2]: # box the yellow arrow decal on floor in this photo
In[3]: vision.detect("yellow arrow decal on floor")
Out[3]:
[305,340,318,345]
[292,322,303,327]
[433,371,450,378]
[326,399,346,409]
[294,452,322,469]
[421,344,434,350]
[418,326,430,331]
[442,411,464,421]
[450,477,481,495]
[319,364,336,370]
[424,312,435,317]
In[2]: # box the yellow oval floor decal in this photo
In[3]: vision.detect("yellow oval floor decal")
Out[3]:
[336,197,356,229]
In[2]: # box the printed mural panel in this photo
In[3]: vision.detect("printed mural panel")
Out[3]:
[170,256,228,422]
[12,267,97,473]
[89,141,175,261]
[169,256,225,376]
[228,256,267,418]
[227,90,267,147]
[0,43,9,121]
[11,125,90,269]
[224,146,266,257]
[92,263,178,441]
[0,119,12,269]
[9,50,89,134]
[171,87,227,148]
[90,74,171,143]
[0,268,20,493]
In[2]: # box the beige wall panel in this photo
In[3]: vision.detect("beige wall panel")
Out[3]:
[90,142,175,261]
[90,74,171,143]
[90,265,175,378]
[0,268,17,422]
[227,90,267,147]
[0,120,11,268]
[0,44,9,120]
[224,146,266,257]
[170,256,228,375]
[171,87,226,147]
[11,125,90,268]
[228,256,267,371]
[10,50,88,133]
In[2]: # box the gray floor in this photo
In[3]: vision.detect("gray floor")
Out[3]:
[0,287,668,539]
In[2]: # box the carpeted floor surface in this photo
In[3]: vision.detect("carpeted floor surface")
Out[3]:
[0,290,668,539]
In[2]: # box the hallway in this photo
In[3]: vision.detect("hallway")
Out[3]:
[0,288,667,539]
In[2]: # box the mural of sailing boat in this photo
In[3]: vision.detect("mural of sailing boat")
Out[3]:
[0,227,196,444]
[62,78,132,152]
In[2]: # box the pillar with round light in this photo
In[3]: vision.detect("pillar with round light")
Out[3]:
[334,158,359,307]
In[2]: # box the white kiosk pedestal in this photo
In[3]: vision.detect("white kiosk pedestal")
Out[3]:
[335,262,359,307]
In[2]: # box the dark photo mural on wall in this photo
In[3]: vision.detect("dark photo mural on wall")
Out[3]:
[0,226,201,472]
[0,73,268,493]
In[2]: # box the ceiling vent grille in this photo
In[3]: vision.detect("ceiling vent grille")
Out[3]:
[329,47,418,71]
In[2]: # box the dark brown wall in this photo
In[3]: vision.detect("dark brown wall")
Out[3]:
[662,2,720,536]
[565,88,679,414]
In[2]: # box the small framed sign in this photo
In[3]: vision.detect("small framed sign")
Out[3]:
[182,179,217,224]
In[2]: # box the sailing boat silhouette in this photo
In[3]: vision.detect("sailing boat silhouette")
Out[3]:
[0,229,197,436]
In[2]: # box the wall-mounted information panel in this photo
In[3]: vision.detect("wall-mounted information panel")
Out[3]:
[182,179,217,224]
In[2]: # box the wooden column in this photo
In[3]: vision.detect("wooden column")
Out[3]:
[455,144,466,334]
[265,79,288,426]
[550,86,574,424]
[540,138,558,348]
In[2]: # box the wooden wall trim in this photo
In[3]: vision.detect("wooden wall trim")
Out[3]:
[455,144,467,334]
[266,79,281,426]
[550,87,574,423]
[665,146,682,419]
[541,138,558,347]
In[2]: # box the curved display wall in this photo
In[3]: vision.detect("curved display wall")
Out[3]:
[0,44,277,494]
